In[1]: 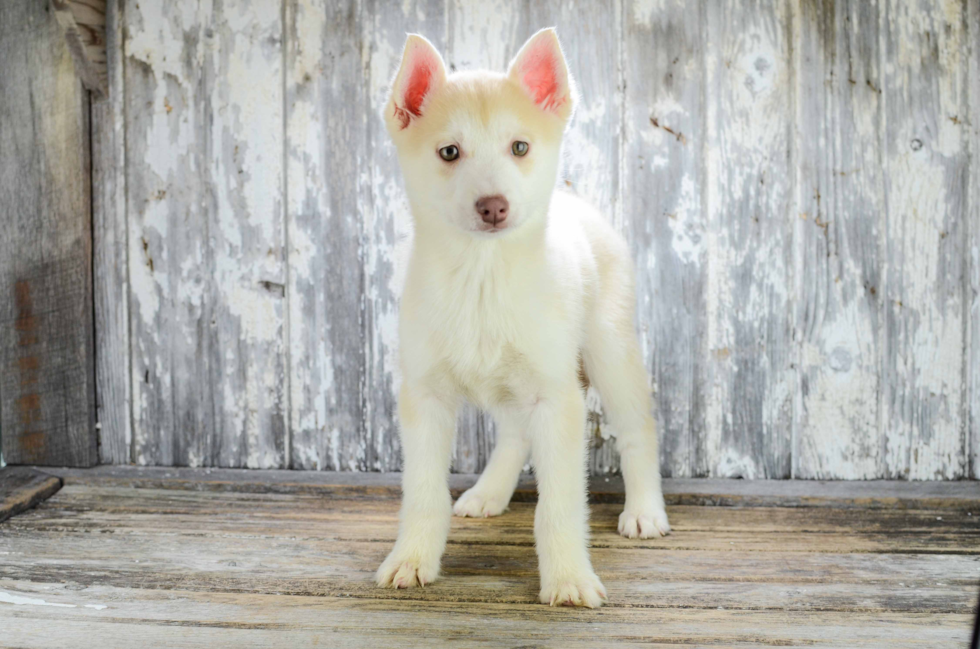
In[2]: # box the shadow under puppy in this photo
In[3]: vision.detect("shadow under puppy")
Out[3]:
[376,28,670,608]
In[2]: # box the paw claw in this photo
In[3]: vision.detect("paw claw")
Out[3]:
[618,505,670,539]
[453,487,509,518]
[376,551,440,589]
[539,570,607,608]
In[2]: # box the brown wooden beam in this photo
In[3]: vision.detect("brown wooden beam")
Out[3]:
[0,0,98,467]
[0,467,62,523]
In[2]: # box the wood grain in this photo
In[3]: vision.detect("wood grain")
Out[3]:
[0,467,61,523]
[92,0,130,465]
[623,0,704,478]
[702,0,794,478]
[90,0,980,478]
[124,0,288,468]
[0,479,975,647]
[968,0,980,481]
[880,0,969,479]
[0,582,969,649]
[0,0,97,467]
[206,0,288,468]
[793,0,883,479]
[124,0,213,467]
[285,0,369,471]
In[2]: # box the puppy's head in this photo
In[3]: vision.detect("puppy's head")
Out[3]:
[384,29,575,237]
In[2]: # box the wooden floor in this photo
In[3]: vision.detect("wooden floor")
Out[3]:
[1,468,978,648]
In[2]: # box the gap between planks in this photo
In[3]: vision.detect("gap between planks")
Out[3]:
[32,465,980,510]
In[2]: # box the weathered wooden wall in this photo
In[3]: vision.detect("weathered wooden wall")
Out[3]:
[91,0,980,478]
[0,0,98,467]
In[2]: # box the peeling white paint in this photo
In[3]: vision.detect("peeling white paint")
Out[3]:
[667,174,702,265]
[115,0,975,479]
[0,591,75,608]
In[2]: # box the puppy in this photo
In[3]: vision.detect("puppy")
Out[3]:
[375,28,670,608]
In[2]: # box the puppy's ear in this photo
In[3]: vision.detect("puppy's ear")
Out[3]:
[507,28,575,122]
[387,34,447,131]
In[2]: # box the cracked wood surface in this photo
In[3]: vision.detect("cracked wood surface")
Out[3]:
[78,0,980,478]
[0,471,977,646]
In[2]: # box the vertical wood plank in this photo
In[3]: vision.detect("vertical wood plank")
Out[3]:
[126,0,287,468]
[364,0,447,471]
[285,0,368,470]
[880,0,968,479]
[622,0,704,478]
[125,0,213,466]
[970,0,980,479]
[702,0,794,478]
[92,0,131,464]
[0,0,97,467]
[207,0,287,468]
[793,0,883,478]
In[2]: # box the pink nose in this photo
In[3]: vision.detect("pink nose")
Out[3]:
[475,195,509,227]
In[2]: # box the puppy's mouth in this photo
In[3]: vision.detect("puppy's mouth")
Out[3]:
[476,221,508,234]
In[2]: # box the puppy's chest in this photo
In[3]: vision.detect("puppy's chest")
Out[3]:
[428,278,546,397]
[438,285,530,365]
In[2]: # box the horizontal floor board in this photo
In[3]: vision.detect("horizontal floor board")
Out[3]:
[0,534,975,613]
[11,486,979,554]
[0,581,972,648]
[3,470,976,646]
[5,529,977,584]
[27,486,980,533]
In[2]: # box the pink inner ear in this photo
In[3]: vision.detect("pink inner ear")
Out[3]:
[519,42,563,111]
[404,59,432,117]
[394,46,438,129]
[403,45,442,118]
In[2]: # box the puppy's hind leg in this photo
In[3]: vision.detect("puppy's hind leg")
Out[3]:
[454,411,530,518]
[377,383,457,589]
[583,312,670,539]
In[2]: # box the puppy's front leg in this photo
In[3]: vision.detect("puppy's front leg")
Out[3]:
[454,410,530,518]
[376,384,456,588]
[529,388,607,608]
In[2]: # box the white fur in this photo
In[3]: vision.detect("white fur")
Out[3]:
[375,28,669,608]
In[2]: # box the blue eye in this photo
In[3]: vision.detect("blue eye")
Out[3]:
[439,145,460,161]
[512,141,529,156]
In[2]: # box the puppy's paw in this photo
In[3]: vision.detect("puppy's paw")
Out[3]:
[539,569,607,608]
[618,504,671,539]
[453,487,509,518]
[376,549,440,589]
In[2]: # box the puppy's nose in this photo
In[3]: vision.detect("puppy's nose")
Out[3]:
[475,195,509,226]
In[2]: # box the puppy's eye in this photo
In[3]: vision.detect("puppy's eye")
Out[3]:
[439,145,460,162]
[512,141,529,157]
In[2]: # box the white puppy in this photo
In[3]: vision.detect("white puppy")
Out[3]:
[375,28,670,608]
